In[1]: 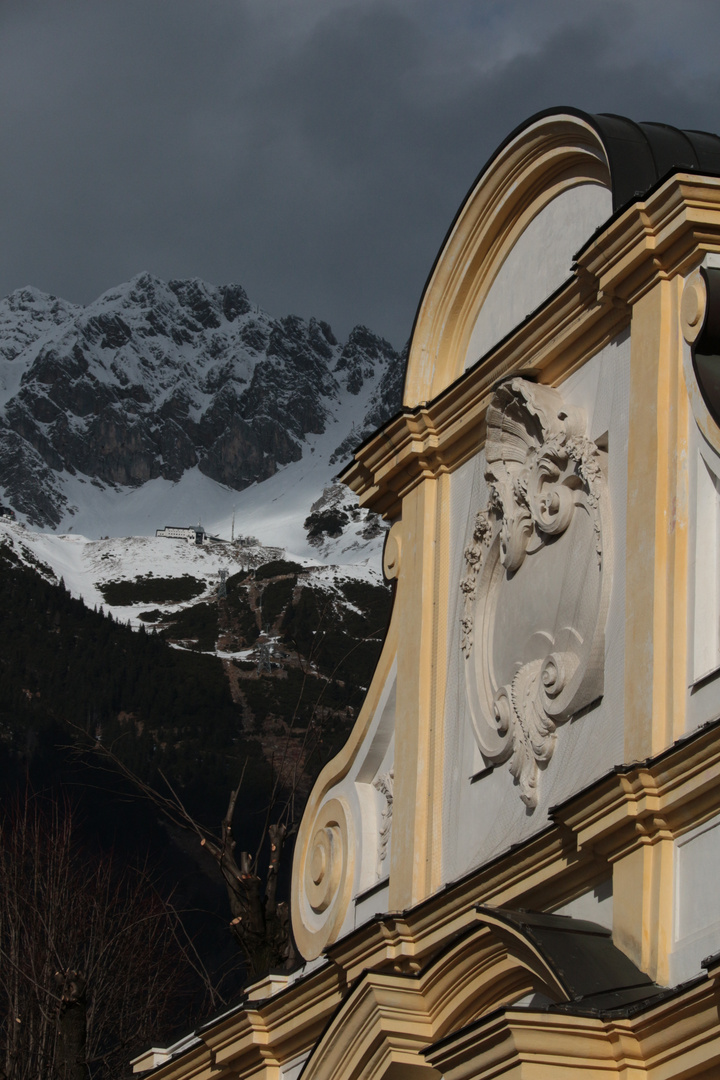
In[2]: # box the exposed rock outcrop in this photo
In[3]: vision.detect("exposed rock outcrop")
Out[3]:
[0,275,405,525]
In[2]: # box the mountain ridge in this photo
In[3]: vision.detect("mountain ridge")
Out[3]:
[0,274,405,538]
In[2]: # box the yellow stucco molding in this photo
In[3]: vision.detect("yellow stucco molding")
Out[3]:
[426,1009,624,1080]
[577,174,720,308]
[325,831,602,989]
[143,719,720,1079]
[141,959,345,1080]
[341,277,626,519]
[388,475,449,911]
[425,967,720,1080]
[143,916,720,1080]
[342,173,720,522]
[623,274,690,763]
[302,921,575,1080]
[403,112,611,406]
[552,719,720,863]
[160,915,720,1080]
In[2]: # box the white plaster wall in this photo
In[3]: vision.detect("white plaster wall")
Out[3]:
[281,1053,310,1080]
[555,879,613,930]
[671,813,720,983]
[442,332,630,885]
[685,363,720,731]
[679,254,720,732]
[354,879,390,930]
[315,664,397,942]
[465,184,612,369]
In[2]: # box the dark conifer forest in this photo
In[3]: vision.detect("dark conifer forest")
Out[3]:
[0,538,393,1053]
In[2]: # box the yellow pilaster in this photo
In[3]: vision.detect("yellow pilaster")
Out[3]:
[624,275,689,762]
[612,830,674,985]
[618,273,689,983]
[389,473,449,910]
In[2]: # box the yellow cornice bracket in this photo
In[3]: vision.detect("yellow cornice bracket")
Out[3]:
[552,721,720,861]
[575,174,720,310]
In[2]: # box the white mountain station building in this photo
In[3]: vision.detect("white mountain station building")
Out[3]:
[155,524,207,545]
[133,108,720,1080]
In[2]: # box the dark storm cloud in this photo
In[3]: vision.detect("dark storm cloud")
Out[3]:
[2,0,720,345]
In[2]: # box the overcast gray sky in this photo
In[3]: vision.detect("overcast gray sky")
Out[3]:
[2,0,720,346]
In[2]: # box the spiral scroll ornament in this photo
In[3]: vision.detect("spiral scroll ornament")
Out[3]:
[294,796,355,960]
[461,378,610,808]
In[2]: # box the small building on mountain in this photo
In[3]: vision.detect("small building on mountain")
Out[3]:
[134,109,720,1079]
[155,524,206,545]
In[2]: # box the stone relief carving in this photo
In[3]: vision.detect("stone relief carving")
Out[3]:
[461,378,610,808]
[373,768,394,875]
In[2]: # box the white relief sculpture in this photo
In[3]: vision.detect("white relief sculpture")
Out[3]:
[373,769,394,875]
[461,378,610,808]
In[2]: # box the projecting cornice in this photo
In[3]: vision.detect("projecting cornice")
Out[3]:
[576,173,720,306]
[341,173,720,520]
[551,716,720,863]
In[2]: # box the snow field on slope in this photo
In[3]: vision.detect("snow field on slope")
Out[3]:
[0,519,384,635]
[48,365,386,567]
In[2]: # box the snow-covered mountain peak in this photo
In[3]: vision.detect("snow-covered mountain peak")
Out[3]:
[0,275,405,559]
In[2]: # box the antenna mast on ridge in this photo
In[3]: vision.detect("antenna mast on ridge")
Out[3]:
[218,569,229,599]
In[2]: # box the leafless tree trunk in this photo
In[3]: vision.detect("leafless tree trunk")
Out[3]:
[0,791,216,1080]
[55,971,86,1080]
[72,609,389,986]
[200,784,295,978]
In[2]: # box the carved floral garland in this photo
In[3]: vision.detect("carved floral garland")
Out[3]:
[372,768,394,875]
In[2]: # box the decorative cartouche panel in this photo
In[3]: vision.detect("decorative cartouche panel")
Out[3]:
[461,378,611,808]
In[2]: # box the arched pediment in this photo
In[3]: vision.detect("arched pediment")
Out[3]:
[403,111,612,406]
[298,916,565,1080]
[298,907,660,1080]
[403,108,720,407]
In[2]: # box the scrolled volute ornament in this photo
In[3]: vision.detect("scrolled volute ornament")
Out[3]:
[461,378,610,807]
[292,796,355,960]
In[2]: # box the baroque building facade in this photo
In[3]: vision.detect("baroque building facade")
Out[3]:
[135,109,720,1079]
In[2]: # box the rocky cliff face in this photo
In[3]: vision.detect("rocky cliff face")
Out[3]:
[0,275,404,526]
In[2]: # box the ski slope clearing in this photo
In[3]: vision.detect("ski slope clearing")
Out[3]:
[48,389,385,567]
[0,519,384,631]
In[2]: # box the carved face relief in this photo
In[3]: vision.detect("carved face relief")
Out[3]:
[461,378,610,808]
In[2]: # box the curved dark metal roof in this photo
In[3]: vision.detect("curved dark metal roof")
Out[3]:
[586,111,720,212]
[472,107,720,214]
[435,106,720,261]
[475,906,665,1010]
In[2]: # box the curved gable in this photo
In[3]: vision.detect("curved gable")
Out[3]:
[403,112,611,405]
[298,909,658,1080]
[403,108,720,406]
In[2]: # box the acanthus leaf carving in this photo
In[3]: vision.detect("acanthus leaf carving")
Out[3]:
[372,768,394,875]
[461,378,610,808]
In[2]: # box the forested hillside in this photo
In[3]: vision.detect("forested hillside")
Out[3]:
[0,541,392,829]
[0,533,393,1045]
